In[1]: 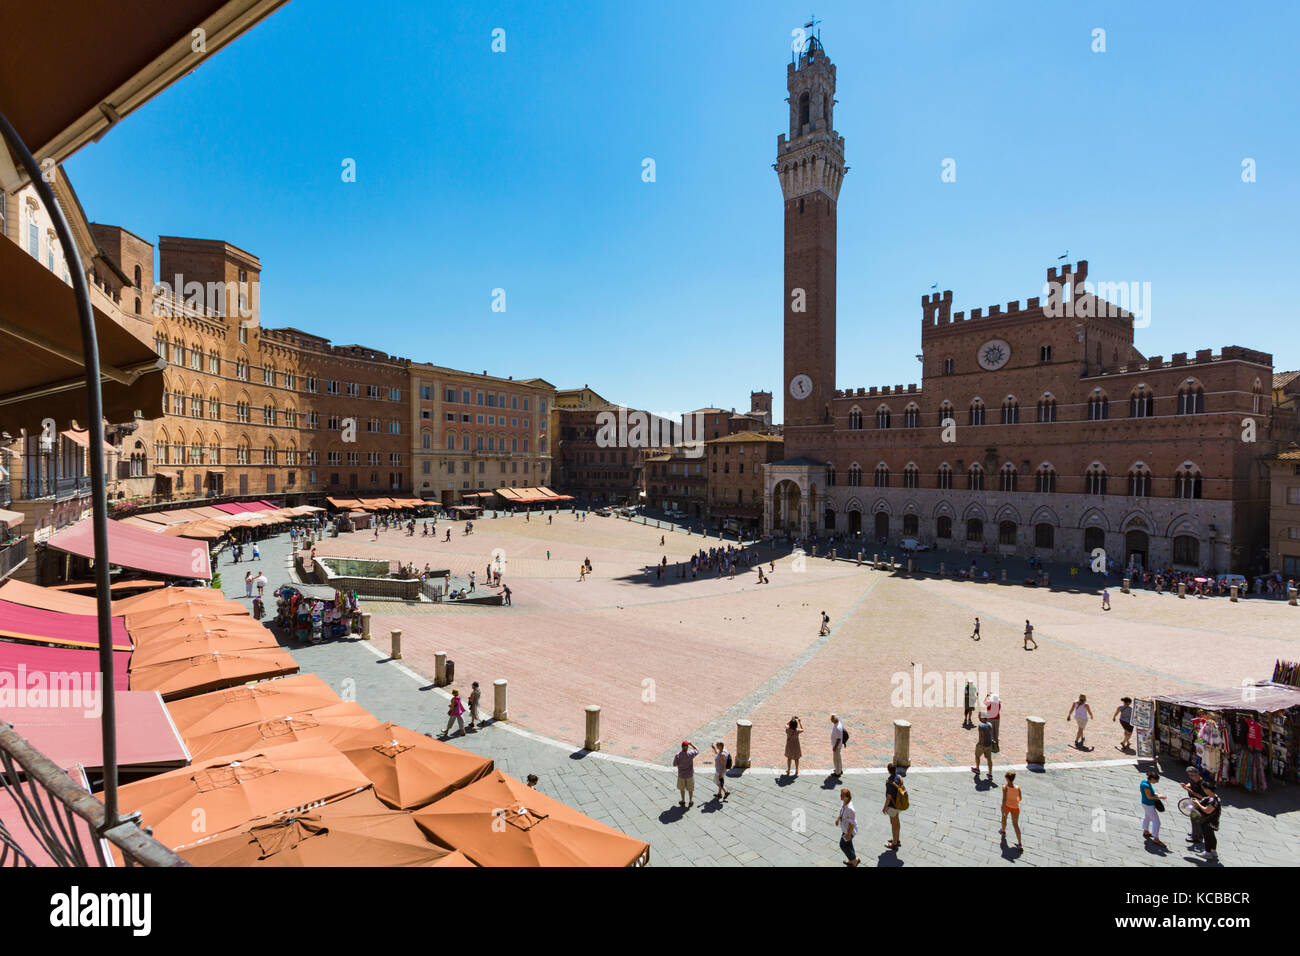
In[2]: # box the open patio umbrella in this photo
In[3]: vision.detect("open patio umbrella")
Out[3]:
[128,628,282,669]
[177,789,474,867]
[183,702,381,764]
[330,722,493,811]
[122,600,250,630]
[112,587,229,615]
[128,646,298,700]
[165,673,342,739]
[127,615,265,646]
[110,738,373,852]
[413,770,651,867]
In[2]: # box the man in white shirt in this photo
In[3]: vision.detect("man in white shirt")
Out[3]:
[830,715,846,776]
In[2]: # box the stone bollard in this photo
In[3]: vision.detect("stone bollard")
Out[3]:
[391,629,403,660]
[892,719,912,768]
[734,719,752,769]
[1230,585,1238,602]
[1122,578,1130,594]
[1026,716,1046,765]
[493,678,509,720]
[856,551,862,566]
[584,705,601,751]
[811,545,817,558]
[361,612,372,641]
[908,559,915,573]
[873,553,879,568]
[940,562,945,575]
[434,651,447,686]
[1290,586,1298,606]
[1001,568,1007,582]
[831,549,837,562]
[1178,581,1186,599]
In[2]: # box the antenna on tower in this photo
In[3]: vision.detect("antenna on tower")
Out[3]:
[805,14,822,40]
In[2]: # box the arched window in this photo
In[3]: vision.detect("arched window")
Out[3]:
[874,463,889,487]
[936,515,953,539]
[236,356,249,381]
[967,463,985,491]
[939,401,955,425]
[421,432,432,450]
[876,405,891,429]
[826,463,836,486]
[1129,386,1154,418]
[1088,391,1109,420]
[1035,523,1054,548]
[1177,383,1205,415]
[190,342,201,369]
[263,401,275,426]
[155,332,168,357]
[999,520,1017,545]
[133,264,142,287]
[936,462,953,491]
[999,463,1018,492]
[236,439,250,465]
[968,399,986,426]
[902,514,919,536]
[1037,393,1057,422]
[798,91,810,128]
[902,463,919,489]
[847,463,862,487]
[1174,464,1203,499]
[285,442,298,466]
[1252,378,1263,415]
[966,517,984,541]
[1035,464,1056,494]
[903,403,920,428]
[848,406,863,430]
[263,441,276,465]
[1085,463,1107,495]
[190,391,202,417]
[209,439,220,464]
[1127,464,1152,497]
[1000,397,1019,425]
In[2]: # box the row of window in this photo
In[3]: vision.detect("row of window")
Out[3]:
[431,386,546,415]
[828,463,1204,499]
[427,433,542,453]
[153,442,405,467]
[844,385,1240,429]
[419,459,540,475]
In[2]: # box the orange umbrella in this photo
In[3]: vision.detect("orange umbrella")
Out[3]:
[413,771,651,867]
[165,674,342,739]
[128,615,265,646]
[183,702,382,764]
[177,790,474,867]
[113,587,228,615]
[112,738,373,852]
[129,647,299,700]
[330,722,493,810]
[129,628,282,669]
[124,601,249,630]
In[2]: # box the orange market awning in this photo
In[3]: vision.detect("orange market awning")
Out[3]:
[181,701,382,764]
[164,673,342,740]
[0,579,99,614]
[127,646,299,701]
[330,722,494,811]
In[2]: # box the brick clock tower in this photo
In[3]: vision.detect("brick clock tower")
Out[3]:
[776,35,844,444]
[766,34,846,535]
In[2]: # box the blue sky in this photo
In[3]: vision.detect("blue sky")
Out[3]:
[66,0,1297,422]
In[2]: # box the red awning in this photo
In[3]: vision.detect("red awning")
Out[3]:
[46,518,212,580]
[0,599,131,651]
[0,641,130,691]
[2,690,188,772]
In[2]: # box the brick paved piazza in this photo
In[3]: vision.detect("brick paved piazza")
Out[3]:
[313,514,1299,770]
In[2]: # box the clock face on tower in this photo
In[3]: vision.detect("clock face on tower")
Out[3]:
[789,374,813,400]
[977,339,1012,371]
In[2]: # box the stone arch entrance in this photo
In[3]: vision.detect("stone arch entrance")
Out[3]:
[848,509,862,534]
[1125,529,1149,571]
[874,511,889,541]
[773,479,802,532]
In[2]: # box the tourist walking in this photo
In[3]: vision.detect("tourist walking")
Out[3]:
[983,692,1001,750]
[1113,697,1134,751]
[502,584,511,606]
[972,714,995,778]
[244,571,254,598]
[970,616,980,641]
[255,572,268,598]
[830,715,847,777]
[784,716,804,776]
[1139,770,1168,849]
[526,774,539,788]
[1101,588,1111,611]
[836,788,860,866]
[467,682,481,729]
[883,763,904,850]
[672,741,699,809]
[443,689,467,738]
[1189,779,1221,861]
[1000,771,1023,847]
[963,680,979,728]
[578,565,587,582]
[1023,618,1038,650]
[252,542,260,561]
[1067,693,1093,746]
[711,741,731,800]
[819,611,830,636]
[1179,766,1213,850]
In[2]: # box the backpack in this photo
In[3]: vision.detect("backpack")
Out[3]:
[892,776,910,811]
[840,727,850,746]
[725,752,733,771]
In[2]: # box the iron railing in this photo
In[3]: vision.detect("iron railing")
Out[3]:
[0,537,28,582]
[0,724,186,867]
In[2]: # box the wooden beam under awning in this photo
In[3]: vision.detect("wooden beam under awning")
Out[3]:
[0,237,164,435]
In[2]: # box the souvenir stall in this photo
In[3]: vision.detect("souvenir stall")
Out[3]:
[274,583,361,644]
[1146,678,1300,792]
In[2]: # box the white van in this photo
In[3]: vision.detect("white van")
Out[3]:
[900,538,929,552]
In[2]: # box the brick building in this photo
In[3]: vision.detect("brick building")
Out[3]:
[408,364,554,505]
[706,432,784,529]
[642,446,709,518]
[765,38,1291,573]
[1264,448,1300,578]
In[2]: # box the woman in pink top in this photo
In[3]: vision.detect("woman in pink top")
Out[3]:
[443,689,467,738]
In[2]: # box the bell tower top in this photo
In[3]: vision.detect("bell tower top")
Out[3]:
[775,37,846,202]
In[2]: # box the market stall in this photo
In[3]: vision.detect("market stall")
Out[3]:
[1144,673,1300,792]
[274,583,360,644]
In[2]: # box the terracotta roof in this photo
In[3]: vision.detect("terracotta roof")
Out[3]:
[706,432,784,444]
[1274,370,1300,391]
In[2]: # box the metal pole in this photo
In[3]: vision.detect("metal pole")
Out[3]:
[0,110,123,831]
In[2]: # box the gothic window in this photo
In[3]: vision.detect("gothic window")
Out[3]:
[1035,464,1056,494]
[1000,398,1019,424]
[903,463,919,489]
[848,463,862,487]
[968,399,986,426]
[874,463,889,487]
[1037,394,1057,422]
[848,407,862,430]
[967,464,985,491]
[1088,393,1109,420]
[799,92,810,129]
[1177,384,1205,414]
[999,463,1017,492]
[1127,465,1152,497]
[1174,465,1203,499]
[876,405,891,429]
[903,404,920,428]
[1085,464,1108,495]
[1129,387,1154,418]
[936,463,953,490]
